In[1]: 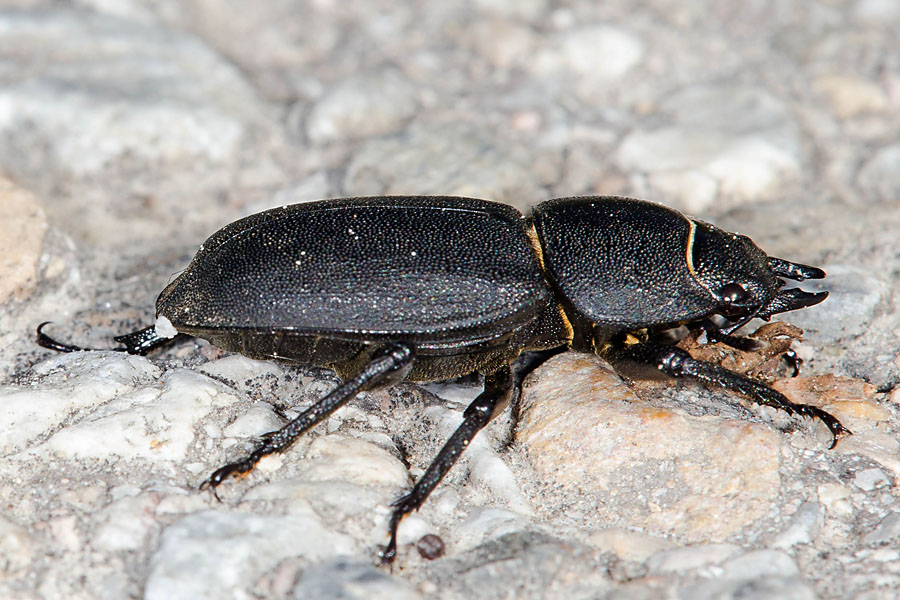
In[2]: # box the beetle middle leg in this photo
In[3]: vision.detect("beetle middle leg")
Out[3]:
[379,365,515,564]
[200,342,414,497]
[601,341,850,448]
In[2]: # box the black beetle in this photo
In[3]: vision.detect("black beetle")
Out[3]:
[37,195,849,563]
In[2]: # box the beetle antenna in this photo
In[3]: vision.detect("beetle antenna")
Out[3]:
[36,322,177,356]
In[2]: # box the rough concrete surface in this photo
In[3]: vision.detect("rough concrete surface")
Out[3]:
[1,1,899,599]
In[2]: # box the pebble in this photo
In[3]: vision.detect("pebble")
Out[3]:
[782,264,890,342]
[0,514,34,574]
[616,86,800,212]
[306,69,418,143]
[853,0,900,23]
[0,178,46,302]
[454,507,529,553]
[589,527,674,562]
[222,404,285,439]
[720,549,799,579]
[771,502,823,549]
[863,512,900,545]
[646,543,741,574]
[814,73,888,118]
[1,352,161,454]
[93,494,159,552]
[299,433,409,487]
[533,25,645,86]
[291,557,421,600]
[197,353,286,382]
[857,143,900,203]
[472,0,548,21]
[680,576,816,600]
[0,10,257,177]
[31,369,232,462]
[343,122,544,211]
[854,468,889,491]
[144,510,355,600]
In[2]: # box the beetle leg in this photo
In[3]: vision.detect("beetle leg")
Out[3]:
[200,343,414,499]
[692,319,762,352]
[379,365,515,565]
[36,322,177,356]
[602,342,851,448]
[501,346,569,447]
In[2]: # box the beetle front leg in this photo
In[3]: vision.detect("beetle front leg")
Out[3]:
[200,343,414,497]
[601,342,850,448]
[379,365,515,565]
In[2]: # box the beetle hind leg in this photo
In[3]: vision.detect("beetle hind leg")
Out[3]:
[200,343,414,498]
[379,365,515,565]
[601,342,851,448]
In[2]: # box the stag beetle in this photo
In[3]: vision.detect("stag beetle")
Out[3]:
[37,195,848,563]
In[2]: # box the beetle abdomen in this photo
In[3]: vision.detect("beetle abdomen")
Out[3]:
[157,196,552,344]
[533,196,715,329]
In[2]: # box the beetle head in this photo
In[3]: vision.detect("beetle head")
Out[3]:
[689,221,827,330]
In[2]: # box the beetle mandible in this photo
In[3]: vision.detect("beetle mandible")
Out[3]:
[37,195,849,563]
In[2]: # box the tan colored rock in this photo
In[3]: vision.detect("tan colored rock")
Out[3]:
[814,74,888,118]
[517,353,782,542]
[0,178,47,302]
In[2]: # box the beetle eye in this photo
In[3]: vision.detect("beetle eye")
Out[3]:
[720,283,748,305]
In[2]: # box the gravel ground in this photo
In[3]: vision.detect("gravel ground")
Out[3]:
[1,1,899,599]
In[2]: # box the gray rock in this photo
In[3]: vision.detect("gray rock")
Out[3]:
[616,86,802,213]
[144,511,355,600]
[646,543,741,574]
[343,122,545,211]
[681,576,816,600]
[306,69,418,143]
[720,549,799,579]
[291,557,420,600]
[781,264,890,342]
[771,502,823,549]
[858,143,900,203]
[863,512,900,545]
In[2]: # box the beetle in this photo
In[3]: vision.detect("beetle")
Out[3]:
[36,195,849,563]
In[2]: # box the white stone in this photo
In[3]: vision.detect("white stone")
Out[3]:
[454,507,528,552]
[223,404,285,439]
[307,69,418,143]
[854,468,889,491]
[154,316,178,339]
[1,353,160,453]
[144,511,355,600]
[300,434,409,487]
[863,512,900,545]
[197,354,285,382]
[589,527,674,562]
[647,543,741,574]
[721,549,799,579]
[291,557,421,600]
[858,143,900,203]
[534,25,644,82]
[93,494,159,552]
[615,86,801,211]
[771,503,823,549]
[0,515,34,574]
[25,369,233,463]
[0,11,260,176]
